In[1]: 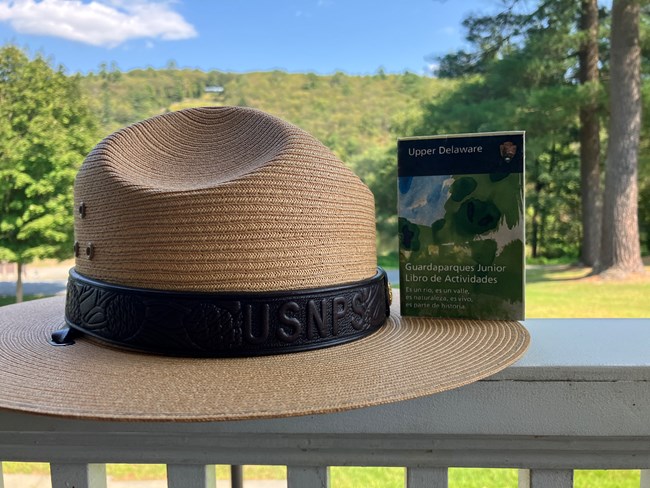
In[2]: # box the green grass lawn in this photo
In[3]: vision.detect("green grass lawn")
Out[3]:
[0,294,48,307]
[526,265,650,317]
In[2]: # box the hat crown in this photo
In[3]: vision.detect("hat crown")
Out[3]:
[73,106,377,292]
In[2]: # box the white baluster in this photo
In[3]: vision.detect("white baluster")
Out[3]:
[287,466,329,488]
[50,463,107,488]
[519,469,573,488]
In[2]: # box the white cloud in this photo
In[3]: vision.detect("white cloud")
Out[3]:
[0,0,197,48]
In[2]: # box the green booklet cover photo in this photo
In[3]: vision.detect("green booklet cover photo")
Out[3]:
[398,132,525,320]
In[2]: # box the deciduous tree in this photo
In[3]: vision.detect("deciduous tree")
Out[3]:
[0,46,96,301]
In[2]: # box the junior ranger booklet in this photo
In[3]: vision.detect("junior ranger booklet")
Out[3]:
[397,132,525,321]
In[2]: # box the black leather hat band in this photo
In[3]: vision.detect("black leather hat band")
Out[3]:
[61,268,391,357]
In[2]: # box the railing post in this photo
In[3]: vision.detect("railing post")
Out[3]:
[167,464,216,488]
[50,463,107,488]
[519,469,573,488]
[230,465,244,488]
[406,467,448,487]
[287,466,329,488]
[0,461,4,488]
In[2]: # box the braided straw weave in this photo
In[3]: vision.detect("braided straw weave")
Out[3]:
[74,106,377,291]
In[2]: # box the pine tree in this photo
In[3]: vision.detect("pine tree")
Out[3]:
[596,0,645,277]
[578,0,602,267]
[431,0,609,262]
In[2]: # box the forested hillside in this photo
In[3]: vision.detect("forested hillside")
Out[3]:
[81,67,452,162]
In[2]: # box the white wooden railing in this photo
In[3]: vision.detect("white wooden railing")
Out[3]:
[1,318,649,488]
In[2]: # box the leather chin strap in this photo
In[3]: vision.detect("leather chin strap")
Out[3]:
[55,268,391,357]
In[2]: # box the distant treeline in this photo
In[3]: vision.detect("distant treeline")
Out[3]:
[82,65,451,161]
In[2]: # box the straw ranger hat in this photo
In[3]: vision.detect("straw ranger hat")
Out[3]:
[0,107,529,421]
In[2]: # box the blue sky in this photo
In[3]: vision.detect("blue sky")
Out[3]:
[0,0,499,75]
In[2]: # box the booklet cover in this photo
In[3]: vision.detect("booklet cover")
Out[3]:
[397,132,525,320]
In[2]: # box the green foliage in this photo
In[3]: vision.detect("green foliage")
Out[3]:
[436,6,533,78]
[427,0,649,262]
[412,75,584,259]
[411,0,606,260]
[0,46,97,266]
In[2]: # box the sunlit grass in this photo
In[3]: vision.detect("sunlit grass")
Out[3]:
[0,294,48,307]
[526,265,650,317]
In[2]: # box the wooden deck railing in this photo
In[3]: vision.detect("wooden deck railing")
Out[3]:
[1,318,649,487]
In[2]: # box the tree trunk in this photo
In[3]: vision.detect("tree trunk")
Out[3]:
[597,0,645,277]
[15,262,23,304]
[578,0,601,267]
[537,208,548,256]
[531,205,539,259]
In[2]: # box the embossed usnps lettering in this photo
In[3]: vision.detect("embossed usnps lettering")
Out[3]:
[239,294,377,345]
[278,301,301,343]
[307,299,328,340]
[351,291,367,330]
[332,296,346,335]
[276,295,370,342]
[243,303,270,345]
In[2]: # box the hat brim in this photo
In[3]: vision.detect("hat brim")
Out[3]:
[0,296,529,422]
